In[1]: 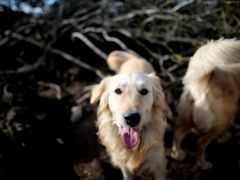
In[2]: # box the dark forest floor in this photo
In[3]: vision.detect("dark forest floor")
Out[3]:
[0,1,240,180]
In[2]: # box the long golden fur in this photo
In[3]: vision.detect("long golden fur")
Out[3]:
[90,51,171,180]
[171,38,240,170]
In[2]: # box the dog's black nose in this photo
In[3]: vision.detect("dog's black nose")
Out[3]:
[124,113,140,127]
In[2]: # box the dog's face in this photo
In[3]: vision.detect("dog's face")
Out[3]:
[108,73,154,128]
[91,73,168,149]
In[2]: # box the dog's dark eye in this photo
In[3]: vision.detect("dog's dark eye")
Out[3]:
[114,88,122,95]
[139,88,148,95]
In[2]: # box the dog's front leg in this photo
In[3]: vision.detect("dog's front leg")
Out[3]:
[154,170,166,180]
[120,166,133,180]
[151,150,167,180]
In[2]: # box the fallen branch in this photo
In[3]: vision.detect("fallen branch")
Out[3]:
[37,81,62,100]
[72,32,108,60]
[0,57,43,75]
[7,32,105,79]
[113,8,159,22]
[102,31,128,50]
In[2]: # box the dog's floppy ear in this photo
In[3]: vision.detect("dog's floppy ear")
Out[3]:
[90,77,111,105]
[148,73,172,119]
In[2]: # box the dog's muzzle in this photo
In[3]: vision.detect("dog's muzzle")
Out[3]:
[121,112,141,149]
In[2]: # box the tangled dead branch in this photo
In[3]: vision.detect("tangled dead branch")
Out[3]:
[0,0,240,179]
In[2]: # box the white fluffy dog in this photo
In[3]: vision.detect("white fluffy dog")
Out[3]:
[171,38,240,170]
[90,51,171,180]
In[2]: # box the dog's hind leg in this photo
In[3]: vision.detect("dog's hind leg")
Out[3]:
[171,125,190,161]
[171,91,194,160]
[195,127,224,170]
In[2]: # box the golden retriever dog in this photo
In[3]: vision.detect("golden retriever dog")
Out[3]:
[90,51,172,180]
[171,38,240,170]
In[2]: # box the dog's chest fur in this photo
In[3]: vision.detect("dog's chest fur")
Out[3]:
[97,109,165,173]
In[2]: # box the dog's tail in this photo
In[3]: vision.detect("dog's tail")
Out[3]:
[184,38,240,84]
[107,50,139,72]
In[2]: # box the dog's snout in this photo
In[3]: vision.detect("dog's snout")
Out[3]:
[124,113,140,127]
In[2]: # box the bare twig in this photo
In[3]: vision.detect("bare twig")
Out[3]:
[116,29,162,60]
[48,48,105,79]
[113,8,159,22]
[0,37,9,46]
[37,81,62,100]
[102,31,128,50]
[76,92,91,104]
[0,57,43,75]
[72,32,108,60]
[7,32,105,79]
[172,0,195,12]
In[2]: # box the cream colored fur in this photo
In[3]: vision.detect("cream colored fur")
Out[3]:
[91,50,171,180]
[171,38,240,170]
[184,38,240,84]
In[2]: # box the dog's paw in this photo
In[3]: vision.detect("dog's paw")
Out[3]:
[123,177,133,180]
[217,131,232,143]
[202,161,213,170]
[197,160,213,170]
[170,148,186,161]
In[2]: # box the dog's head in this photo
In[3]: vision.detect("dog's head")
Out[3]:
[90,73,170,149]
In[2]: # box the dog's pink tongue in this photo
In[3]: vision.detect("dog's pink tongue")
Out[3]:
[121,127,140,149]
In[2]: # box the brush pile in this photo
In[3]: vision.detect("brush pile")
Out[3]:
[0,0,239,179]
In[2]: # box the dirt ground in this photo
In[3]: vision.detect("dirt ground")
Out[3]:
[0,1,240,180]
